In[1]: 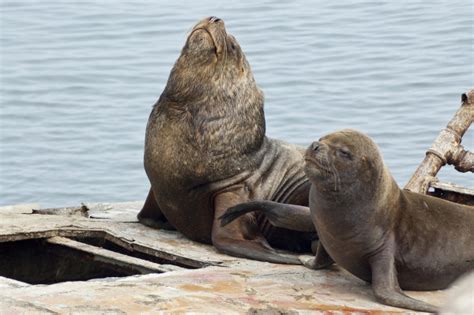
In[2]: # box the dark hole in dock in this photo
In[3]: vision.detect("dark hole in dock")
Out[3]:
[0,239,140,284]
[71,236,204,269]
[429,189,474,206]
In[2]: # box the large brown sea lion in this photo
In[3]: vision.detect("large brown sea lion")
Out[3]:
[220,129,474,312]
[138,17,314,264]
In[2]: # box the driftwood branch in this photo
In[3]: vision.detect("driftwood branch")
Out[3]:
[32,204,89,217]
[405,90,474,194]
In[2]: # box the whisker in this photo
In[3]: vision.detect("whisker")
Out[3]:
[220,33,228,78]
[317,154,337,190]
[329,159,338,191]
[333,165,340,191]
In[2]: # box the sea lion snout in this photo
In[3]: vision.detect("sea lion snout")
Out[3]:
[186,17,227,57]
[189,17,225,38]
[193,16,225,30]
[305,141,327,161]
[209,16,222,23]
[310,141,321,152]
[304,142,330,180]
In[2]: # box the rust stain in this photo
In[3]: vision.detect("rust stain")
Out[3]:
[180,279,243,294]
[180,283,208,292]
[238,295,265,306]
[211,280,243,294]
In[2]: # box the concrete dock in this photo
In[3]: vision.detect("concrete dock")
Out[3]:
[0,202,447,314]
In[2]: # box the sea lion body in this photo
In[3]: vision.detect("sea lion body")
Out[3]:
[221,129,474,312]
[310,176,474,291]
[145,125,309,244]
[139,17,313,263]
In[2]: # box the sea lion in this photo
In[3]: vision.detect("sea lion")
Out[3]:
[220,129,474,312]
[138,17,314,264]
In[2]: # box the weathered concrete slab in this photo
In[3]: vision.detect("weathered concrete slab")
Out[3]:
[0,202,448,314]
[0,265,444,314]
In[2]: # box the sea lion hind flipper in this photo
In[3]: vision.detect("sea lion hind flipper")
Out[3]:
[214,237,302,264]
[219,200,315,232]
[370,251,437,313]
[301,241,334,269]
[213,192,301,264]
[137,188,175,230]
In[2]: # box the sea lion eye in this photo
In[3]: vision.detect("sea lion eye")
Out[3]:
[338,149,352,160]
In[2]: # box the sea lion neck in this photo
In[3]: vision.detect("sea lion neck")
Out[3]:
[163,62,260,105]
[161,59,265,133]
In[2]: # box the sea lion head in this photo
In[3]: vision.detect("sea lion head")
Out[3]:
[164,16,261,102]
[304,129,385,193]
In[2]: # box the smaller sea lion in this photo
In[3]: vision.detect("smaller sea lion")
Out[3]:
[220,129,474,313]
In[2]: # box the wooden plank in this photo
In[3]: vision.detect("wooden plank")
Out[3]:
[46,236,185,274]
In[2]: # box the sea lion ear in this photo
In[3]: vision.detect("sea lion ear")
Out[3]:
[361,156,374,170]
[362,156,375,167]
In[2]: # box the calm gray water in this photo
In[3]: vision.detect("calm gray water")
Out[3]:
[1,0,472,207]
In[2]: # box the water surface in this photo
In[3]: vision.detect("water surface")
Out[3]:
[1,0,472,207]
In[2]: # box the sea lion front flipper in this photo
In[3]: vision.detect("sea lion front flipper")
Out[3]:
[301,241,334,269]
[213,192,301,264]
[219,200,315,232]
[370,248,437,313]
[137,188,175,230]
